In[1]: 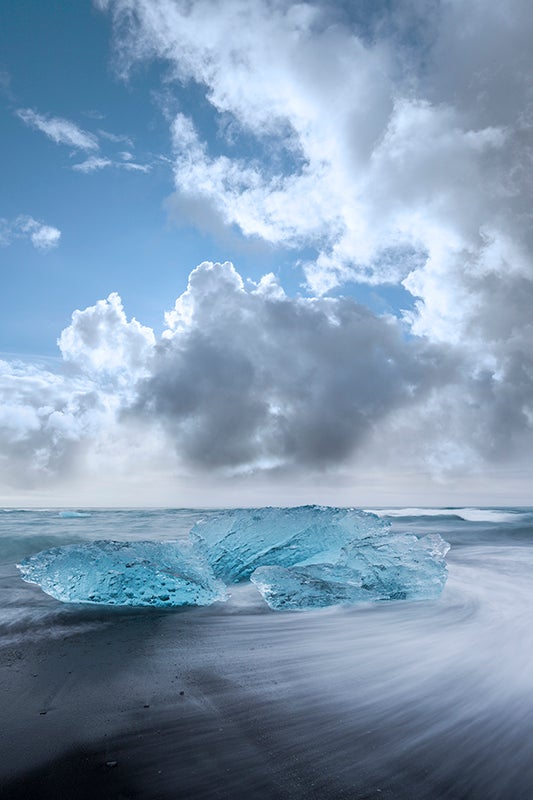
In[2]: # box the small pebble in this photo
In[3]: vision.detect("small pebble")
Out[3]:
[179,691,185,696]
[143,704,150,708]
[39,711,47,715]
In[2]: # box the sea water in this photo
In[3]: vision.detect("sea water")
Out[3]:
[1,506,533,799]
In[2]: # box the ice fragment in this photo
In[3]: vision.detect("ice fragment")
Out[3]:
[250,532,450,609]
[17,539,227,607]
[190,505,389,582]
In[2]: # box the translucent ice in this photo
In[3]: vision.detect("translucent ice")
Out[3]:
[250,533,450,610]
[17,507,450,611]
[190,505,389,582]
[58,510,91,518]
[17,540,227,607]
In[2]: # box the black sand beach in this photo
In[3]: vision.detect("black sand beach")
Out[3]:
[3,510,533,799]
[0,600,487,800]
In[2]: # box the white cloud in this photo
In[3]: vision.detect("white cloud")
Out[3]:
[98,128,134,148]
[16,108,99,151]
[72,155,151,173]
[0,215,61,251]
[135,261,453,472]
[121,161,151,172]
[169,112,338,247]
[99,0,533,355]
[3,261,533,499]
[58,292,155,388]
[28,223,62,250]
[16,107,151,176]
[72,155,113,173]
[15,106,151,176]
[0,358,105,487]
[0,292,157,491]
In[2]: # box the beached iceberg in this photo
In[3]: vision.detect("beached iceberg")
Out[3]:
[250,532,450,609]
[190,505,390,582]
[17,507,450,610]
[17,540,227,607]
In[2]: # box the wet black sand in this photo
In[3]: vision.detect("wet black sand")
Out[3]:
[3,570,533,800]
[4,511,533,800]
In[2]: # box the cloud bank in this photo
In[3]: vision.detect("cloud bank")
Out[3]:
[1,261,532,503]
[134,262,448,471]
[98,0,533,346]
[3,1,532,503]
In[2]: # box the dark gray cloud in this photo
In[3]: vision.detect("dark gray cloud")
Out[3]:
[131,261,454,471]
[1,261,533,495]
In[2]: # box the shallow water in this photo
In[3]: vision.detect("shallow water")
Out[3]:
[1,507,533,799]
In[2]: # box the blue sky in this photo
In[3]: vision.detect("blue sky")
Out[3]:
[1,0,532,506]
[1,1,174,352]
[1,0,414,358]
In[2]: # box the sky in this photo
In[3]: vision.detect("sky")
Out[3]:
[1,0,532,507]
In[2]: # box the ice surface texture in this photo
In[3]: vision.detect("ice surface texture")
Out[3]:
[250,533,450,610]
[17,507,449,609]
[192,506,449,609]
[17,540,227,607]
[190,505,389,582]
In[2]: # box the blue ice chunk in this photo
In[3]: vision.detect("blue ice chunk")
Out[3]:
[338,532,450,598]
[17,540,227,607]
[58,511,91,518]
[250,533,450,609]
[190,505,389,582]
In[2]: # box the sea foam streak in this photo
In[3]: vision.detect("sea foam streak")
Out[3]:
[366,507,527,523]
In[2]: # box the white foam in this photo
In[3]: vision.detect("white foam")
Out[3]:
[365,508,525,524]
[456,508,523,524]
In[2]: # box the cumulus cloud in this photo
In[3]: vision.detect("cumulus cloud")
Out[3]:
[134,263,533,477]
[0,215,61,251]
[0,262,435,487]
[58,292,155,388]
[72,154,151,173]
[98,0,533,349]
[133,261,451,471]
[0,358,104,487]
[16,108,99,151]
[2,261,533,499]
[0,294,156,491]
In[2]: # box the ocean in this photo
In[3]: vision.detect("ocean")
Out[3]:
[1,506,533,799]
